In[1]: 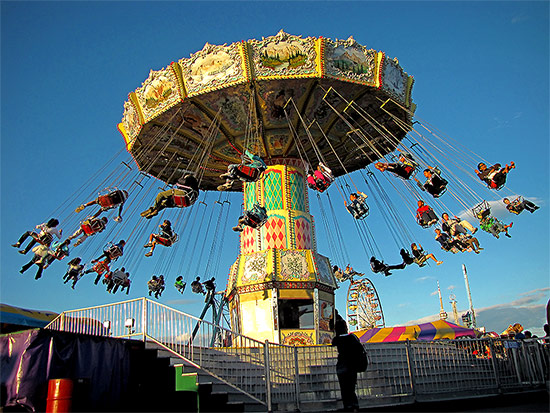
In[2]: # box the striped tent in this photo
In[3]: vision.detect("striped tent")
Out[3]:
[0,303,58,330]
[353,320,477,343]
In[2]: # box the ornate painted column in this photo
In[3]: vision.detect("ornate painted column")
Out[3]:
[225,158,339,345]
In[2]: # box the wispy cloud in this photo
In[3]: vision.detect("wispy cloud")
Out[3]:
[416,275,434,283]
[489,111,524,131]
[447,285,456,291]
[482,288,549,309]
[430,290,438,296]
[404,288,549,335]
[511,13,528,24]
[519,287,550,297]
[398,302,410,308]
[490,116,511,130]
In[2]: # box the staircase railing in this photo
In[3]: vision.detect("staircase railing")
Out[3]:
[44,297,295,410]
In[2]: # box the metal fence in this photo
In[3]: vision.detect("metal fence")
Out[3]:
[45,299,549,411]
[45,298,271,407]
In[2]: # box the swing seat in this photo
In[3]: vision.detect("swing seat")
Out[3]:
[81,219,104,235]
[112,274,128,285]
[156,233,179,247]
[511,196,524,207]
[97,194,116,209]
[247,213,268,229]
[352,204,369,220]
[471,200,491,220]
[93,262,109,275]
[52,250,69,261]
[417,216,438,228]
[392,163,416,180]
[414,256,428,267]
[402,164,416,178]
[488,180,505,191]
[315,177,332,192]
[191,285,204,294]
[235,164,263,182]
[105,245,123,259]
[30,232,53,246]
[172,187,198,208]
[432,182,448,198]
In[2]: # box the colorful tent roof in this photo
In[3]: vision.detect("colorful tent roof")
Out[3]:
[353,320,477,343]
[0,303,58,329]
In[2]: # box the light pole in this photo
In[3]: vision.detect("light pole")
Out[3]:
[462,264,477,328]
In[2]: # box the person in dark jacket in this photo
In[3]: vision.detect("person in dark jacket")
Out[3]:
[331,318,361,412]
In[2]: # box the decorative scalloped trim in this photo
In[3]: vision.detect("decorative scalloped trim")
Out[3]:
[317,37,325,79]
[377,52,385,90]
[170,61,188,100]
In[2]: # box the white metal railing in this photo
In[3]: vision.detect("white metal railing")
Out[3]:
[45,298,145,339]
[45,299,549,411]
[45,298,274,408]
[144,299,270,406]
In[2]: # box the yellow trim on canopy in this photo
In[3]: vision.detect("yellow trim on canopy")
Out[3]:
[278,289,313,299]
[374,52,384,88]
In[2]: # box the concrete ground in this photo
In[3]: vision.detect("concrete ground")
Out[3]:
[359,391,549,412]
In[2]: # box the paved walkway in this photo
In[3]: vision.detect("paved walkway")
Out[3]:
[360,390,549,412]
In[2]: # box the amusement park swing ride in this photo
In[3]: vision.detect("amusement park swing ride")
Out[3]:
[15,31,532,345]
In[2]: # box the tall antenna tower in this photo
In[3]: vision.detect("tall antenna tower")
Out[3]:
[437,281,448,320]
[462,264,477,328]
[449,294,460,325]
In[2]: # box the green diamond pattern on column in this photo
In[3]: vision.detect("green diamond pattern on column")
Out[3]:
[244,181,257,210]
[263,170,283,211]
[289,171,305,212]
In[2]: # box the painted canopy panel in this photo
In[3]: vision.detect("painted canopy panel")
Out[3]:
[119,31,414,191]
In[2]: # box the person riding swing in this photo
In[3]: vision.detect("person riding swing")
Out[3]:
[345,192,369,220]
[475,161,515,190]
[144,220,178,257]
[141,174,199,219]
[370,256,406,277]
[232,203,268,232]
[13,218,62,255]
[307,163,334,192]
[503,197,539,215]
[75,188,128,222]
[374,149,418,180]
[416,200,439,228]
[218,149,267,191]
[191,276,205,294]
[83,259,111,285]
[414,168,448,198]
[410,243,443,266]
[69,216,108,247]
[92,240,126,264]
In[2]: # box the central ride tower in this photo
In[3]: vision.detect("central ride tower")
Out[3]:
[225,158,338,345]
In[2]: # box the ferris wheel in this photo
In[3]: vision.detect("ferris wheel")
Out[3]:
[346,278,385,331]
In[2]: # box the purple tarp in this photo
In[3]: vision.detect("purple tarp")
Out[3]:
[0,328,133,411]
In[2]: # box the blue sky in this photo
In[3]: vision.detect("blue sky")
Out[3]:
[1,1,548,336]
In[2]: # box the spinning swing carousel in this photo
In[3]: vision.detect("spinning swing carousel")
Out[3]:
[118,31,414,345]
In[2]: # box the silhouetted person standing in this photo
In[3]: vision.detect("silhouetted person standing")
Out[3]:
[332,318,361,412]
